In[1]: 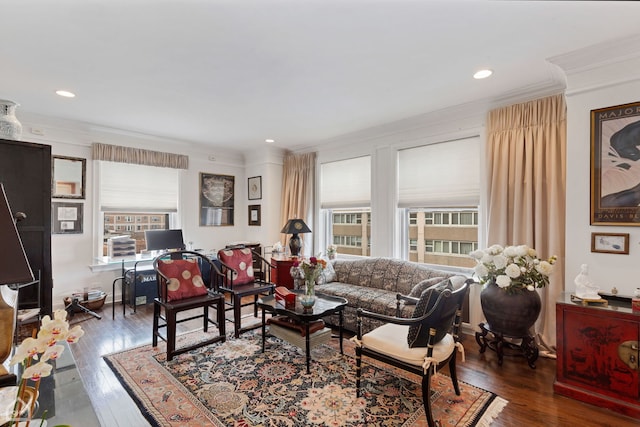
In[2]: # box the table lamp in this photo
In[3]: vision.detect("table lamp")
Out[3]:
[0,183,34,386]
[280,219,311,257]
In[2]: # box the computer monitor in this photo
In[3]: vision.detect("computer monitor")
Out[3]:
[144,229,185,252]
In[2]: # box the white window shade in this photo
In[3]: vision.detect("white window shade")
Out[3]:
[99,161,179,212]
[320,156,371,209]
[398,137,480,208]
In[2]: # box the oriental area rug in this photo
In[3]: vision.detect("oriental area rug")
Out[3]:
[104,330,507,427]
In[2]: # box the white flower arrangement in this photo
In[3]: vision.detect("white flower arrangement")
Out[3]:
[469,244,557,293]
[6,309,84,426]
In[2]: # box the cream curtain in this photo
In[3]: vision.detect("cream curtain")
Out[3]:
[486,93,566,352]
[92,143,188,169]
[280,152,316,249]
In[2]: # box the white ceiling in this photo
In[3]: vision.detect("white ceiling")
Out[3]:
[2,1,640,152]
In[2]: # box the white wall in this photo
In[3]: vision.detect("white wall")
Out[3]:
[17,113,284,309]
[556,37,640,297]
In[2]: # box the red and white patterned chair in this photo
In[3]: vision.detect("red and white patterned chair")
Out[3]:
[217,246,275,338]
[152,250,226,360]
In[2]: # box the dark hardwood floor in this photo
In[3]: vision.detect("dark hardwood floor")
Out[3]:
[66,303,638,427]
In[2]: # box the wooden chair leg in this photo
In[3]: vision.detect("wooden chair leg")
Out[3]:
[152,301,160,347]
[449,355,461,395]
[422,371,435,427]
[203,305,209,332]
[217,298,226,337]
[355,348,362,397]
[234,294,242,338]
[166,308,177,361]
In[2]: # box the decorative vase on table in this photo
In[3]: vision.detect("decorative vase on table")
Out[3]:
[293,257,327,312]
[300,279,316,311]
[0,100,22,141]
[480,279,541,337]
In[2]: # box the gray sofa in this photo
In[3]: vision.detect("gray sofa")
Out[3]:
[315,257,466,334]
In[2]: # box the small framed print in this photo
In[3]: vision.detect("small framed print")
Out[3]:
[591,232,629,254]
[52,201,83,234]
[248,176,262,200]
[248,204,261,226]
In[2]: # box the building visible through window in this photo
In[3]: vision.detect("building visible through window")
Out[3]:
[103,212,169,255]
[408,209,478,268]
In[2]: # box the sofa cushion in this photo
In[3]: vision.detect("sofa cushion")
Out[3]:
[407,278,453,348]
[406,276,445,303]
[157,258,207,302]
[320,259,336,284]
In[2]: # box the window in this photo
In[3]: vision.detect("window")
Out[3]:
[320,156,371,257]
[399,138,480,269]
[97,161,180,257]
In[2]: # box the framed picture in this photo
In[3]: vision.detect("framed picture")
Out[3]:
[591,101,640,225]
[199,173,234,226]
[248,176,262,200]
[52,201,83,234]
[52,155,86,199]
[248,204,261,226]
[591,232,629,254]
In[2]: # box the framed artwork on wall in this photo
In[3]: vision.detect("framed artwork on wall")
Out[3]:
[591,232,629,254]
[248,204,261,226]
[248,176,262,200]
[52,201,83,234]
[590,101,640,226]
[199,173,234,226]
[52,155,86,199]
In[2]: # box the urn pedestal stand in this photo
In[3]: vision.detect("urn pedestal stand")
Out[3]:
[475,322,539,368]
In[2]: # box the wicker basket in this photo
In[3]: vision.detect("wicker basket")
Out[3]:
[63,292,107,311]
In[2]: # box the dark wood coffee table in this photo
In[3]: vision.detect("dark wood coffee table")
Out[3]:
[257,290,348,373]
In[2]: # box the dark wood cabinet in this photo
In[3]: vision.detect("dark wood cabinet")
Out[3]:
[0,138,52,315]
[270,255,296,289]
[555,294,640,419]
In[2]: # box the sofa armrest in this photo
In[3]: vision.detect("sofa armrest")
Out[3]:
[395,293,419,316]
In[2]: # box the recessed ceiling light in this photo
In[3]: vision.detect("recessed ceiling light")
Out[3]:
[473,69,493,79]
[265,139,275,143]
[55,90,76,98]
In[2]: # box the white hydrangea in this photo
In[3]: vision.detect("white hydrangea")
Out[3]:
[492,254,508,270]
[536,260,554,275]
[474,263,489,277]
[488,244,503,255]
[496,275,511,288]
[515,245,529,257]
[503,246,518,258]
[505,263,521,278]
[469,249,484,260]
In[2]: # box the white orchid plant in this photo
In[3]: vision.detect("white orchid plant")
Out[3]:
[469,244,557,294]
[7,309,84,426]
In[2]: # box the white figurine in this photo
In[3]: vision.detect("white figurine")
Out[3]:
[574,264,600,299]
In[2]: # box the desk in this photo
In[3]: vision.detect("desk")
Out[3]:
[98,254,154,319]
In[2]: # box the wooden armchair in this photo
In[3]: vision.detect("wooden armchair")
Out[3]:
[217,247,275,338]
[152,250,226,361]
[354,276,471,427]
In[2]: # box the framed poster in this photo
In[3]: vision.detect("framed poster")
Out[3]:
[591,232,629,254]
[52,201,83,234]
[591,101,640,225]
[248,204,261,226]
[199,173,234,226]
[248,176,262,200]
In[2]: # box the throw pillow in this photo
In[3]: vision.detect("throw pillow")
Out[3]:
[318,259,336,284]
[407,278,453,348]
[406,276,445,303]
[217,248,255,285]
[157,258,207,302]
